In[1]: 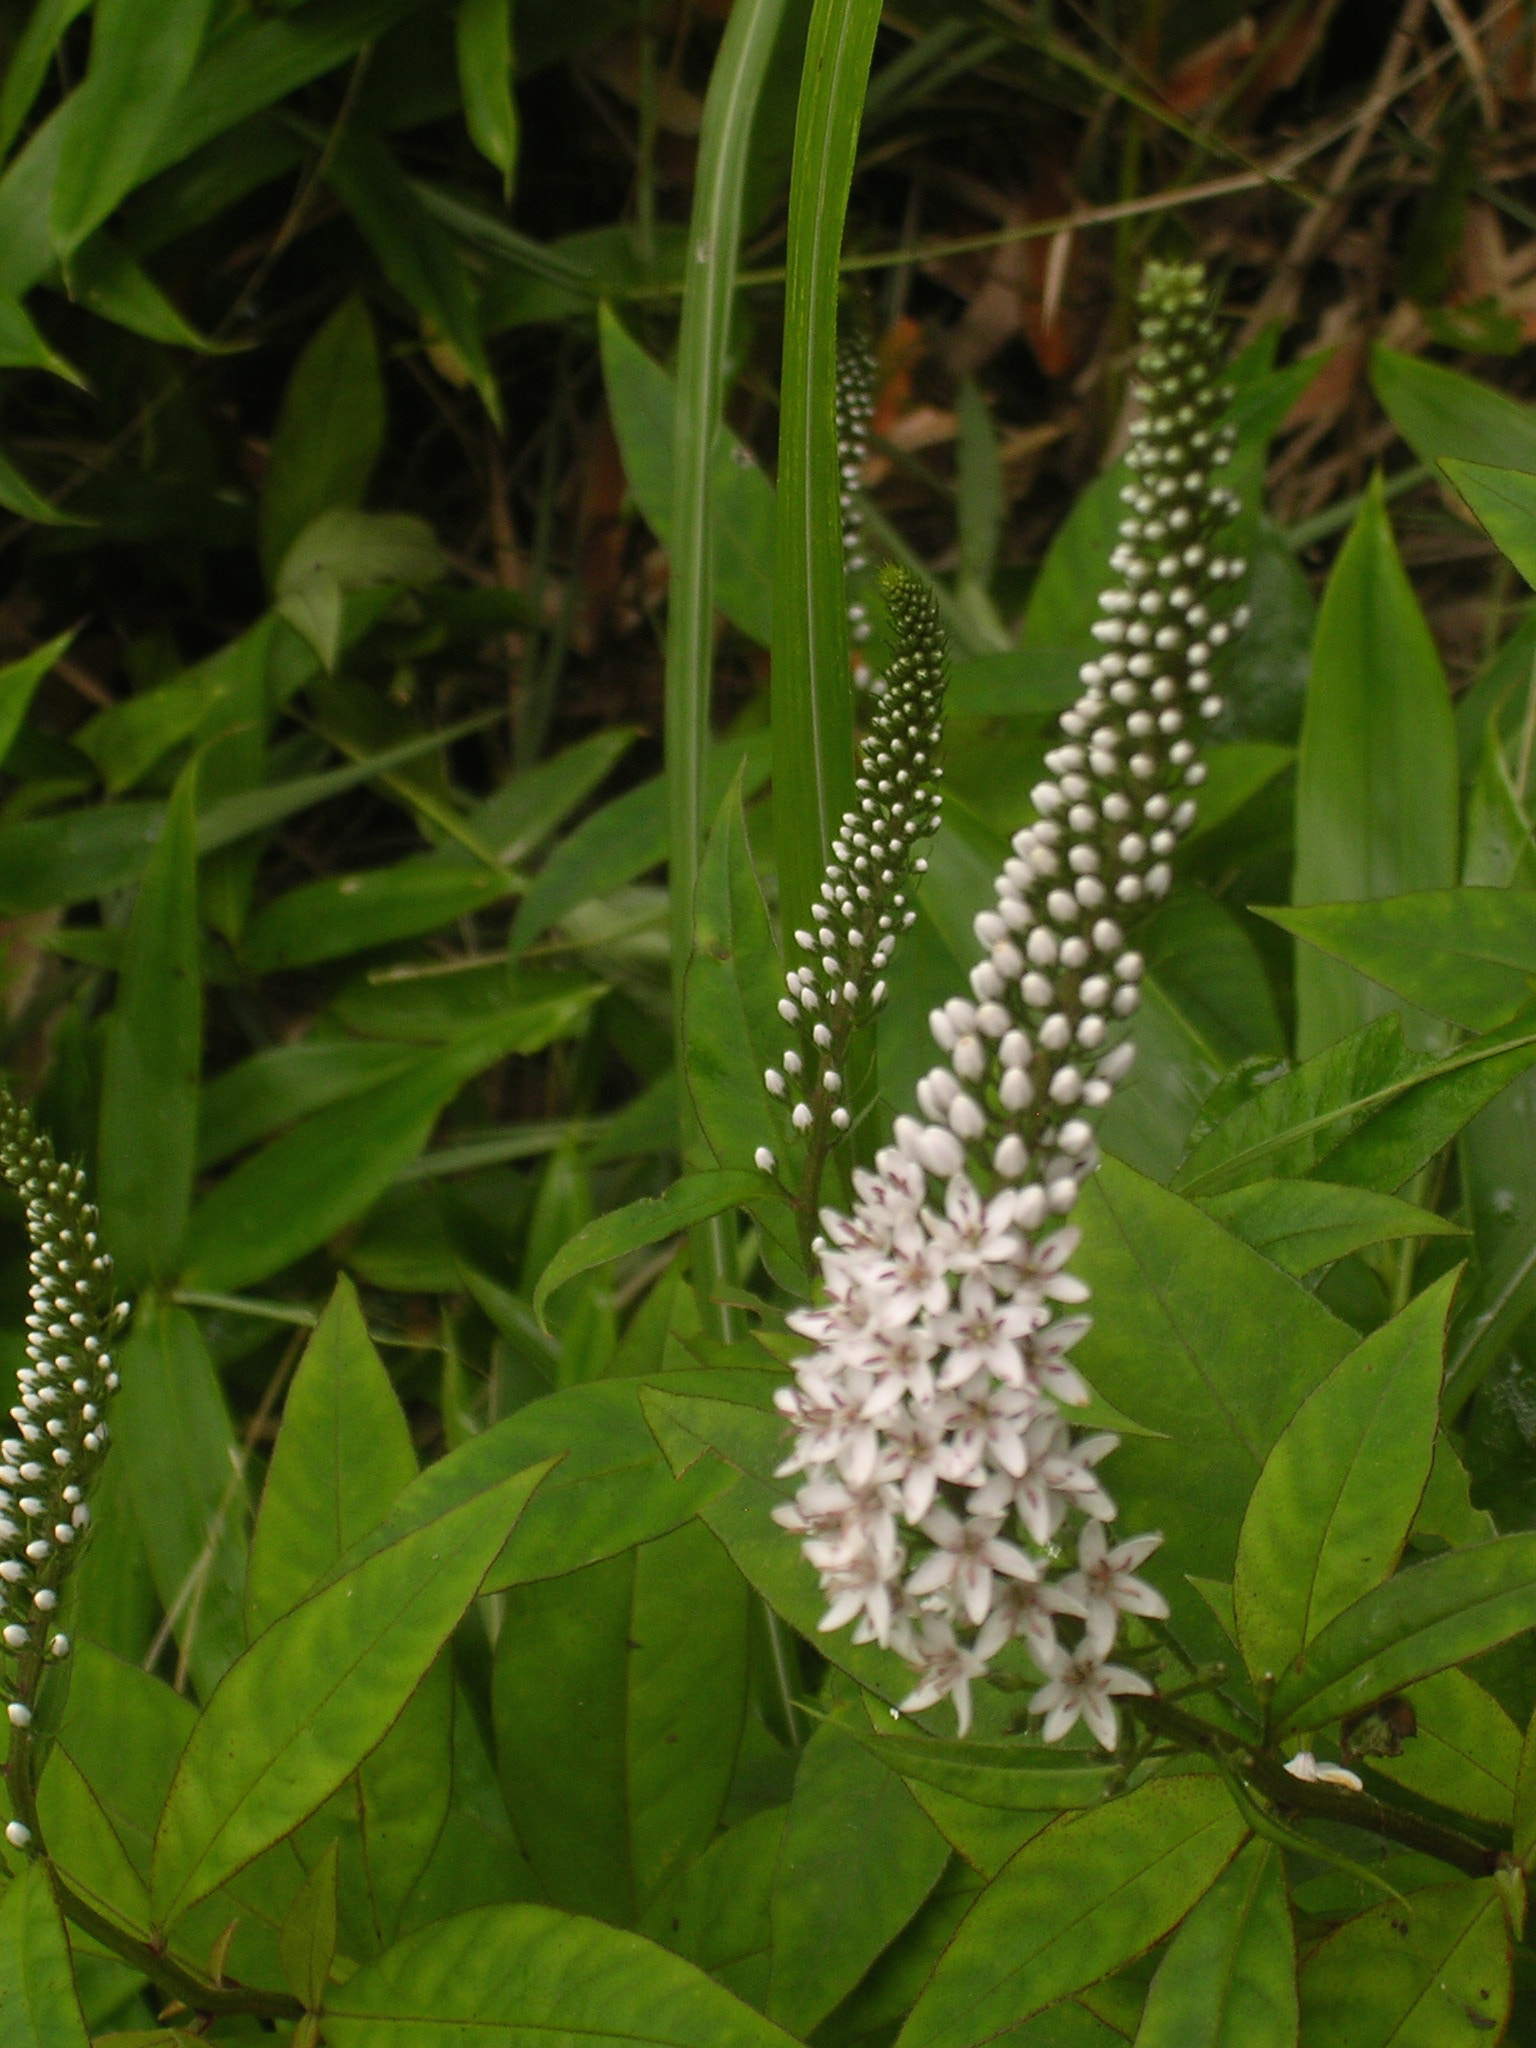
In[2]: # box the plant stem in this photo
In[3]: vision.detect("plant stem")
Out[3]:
[1131,1693,1498,1878]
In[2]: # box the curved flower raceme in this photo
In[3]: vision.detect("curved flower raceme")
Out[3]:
[0,1087,125,1838]
[835,320,881,695]
[774,261,1248,1743]
[760,566,947,1171]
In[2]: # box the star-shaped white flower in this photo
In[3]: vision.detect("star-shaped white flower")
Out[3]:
[898,1618,990,1735]
[932,1275,1039,1389]
[1059,1521,1168,1656]
[1029,1641,1152,1750]
[904,1505,1038,1625]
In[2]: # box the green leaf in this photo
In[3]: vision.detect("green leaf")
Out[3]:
[326,130,498,423]
[0,629,71,771]
[1233,1275,1453,1688]
[944,648,1079,718]
[241,855,516,974]
[1371,343,1536,477]
[766,1715,949,2037]
[1292,473,1458,1057]
[150,1456,549,1927]
[0,1861,89,2046]
[896,1778,1248,2048]
[1175,1012,1536,1200]
[38,1742,152,1934]
[246,1277,417,1637]
[111,1303,249,1698]
[279,1840,339,2012]
[838,1721,1119,1814]
[1073,1158,1354,1659]
[1202,1179,1461,1278]
[456,0,517,191]
[599,305,775,648]
[955,378,1004,597]
[0,294,82,383]
[0,441,76,523]
[182,1007,590,1291]
[769,0,879,943]
[639,1807,784,2009]
[0,0,90,162]
[1370,1670,1522,1827]
[97,760,201,1290]
[1442,458,1536,590]
[50,0,216,254]
[1514,1698,1536,1863]
[491,1522,749,1922]
[64,231,222,349]
[1264,889,1536,1033]
[198,1038,420,1169]
[1270,1531,1536,1734]
[259,295,386,587]
[1133,1840,1297,2048]
[321,1901,803,2047]
[1463,723,1536,888]
[1296,1880,1509,2046]
[532,1171,764,1327]
[276,508,446,670]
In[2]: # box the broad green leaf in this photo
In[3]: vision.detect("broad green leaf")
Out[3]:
[279,1840,338,2012]
[1463,723,1536,887]
[246,1277,417,1636]
[769,0,879,941]
[182,1006,591,1291]
[150,1457,548,1927]
[1370,1670,1521,1827]
[259,295,385,586]
[1233,1274,1453,1685]
[321,1901,803,2047]
[639,1807,785,2009]
[326,131,498,423]
[492,1521,749,1922]
[457,0,517,190]
[1371,344,1536,477]
[112,1302,248,1698]
[838,1721,1118,1814]
[1442,457,1536,590]
[599,305,775,648]
[198,1039,420,1169]
[1296,1880,1509,2046]
[1292,474,1458,1057]
[0,0,90,161]
[396,1682,540,1934]
[75,614,304,795]
[1515,1699,1536,1862]
[37,1744,150,1934]
[0,629,71,771]
[276,507,446,670]
[324,1375,736,1599]
[510,729,770,953]
[97,761,201,1289]
[1072,1158,1354,1660]
[241,854,516,973]
[1270,1531,1536,1734]
[0,1861,89,2046]
[532,1171,764,1327]
[1134,1840,1297,2048]
[1264,889,1536,1033]
[684,776,792,1179]
[897,1778,1248,2048]
[1202,1178,1461,1277]
[464,727,635,868]
[1021,465,1124,653]
[1175,1012,1536,1199]
[767,1714,949,2037]
[50,0,216,254]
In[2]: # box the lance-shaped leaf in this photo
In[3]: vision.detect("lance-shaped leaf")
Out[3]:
[1270,1531,1536,1734]
[259,294,386,586]
[896,1777,1247,2048]
[1370,1670,1522,1828]
[1296,1880,1509,2046]
[1263,889,1536,1033]
[150,1458,550,1927]
[766,1714,950,2038]
[1202,1178,1461,1278]
[0,1861,89,2047]
[1233,1273,1453,1687]
[0,629,72,771]
[321,1901,804,2047]
[1133,1839,1297,2048]
[1442,456,1536,590]
[532,1170,764,1327]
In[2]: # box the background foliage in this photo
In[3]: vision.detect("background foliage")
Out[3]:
[8,0,1536,2039]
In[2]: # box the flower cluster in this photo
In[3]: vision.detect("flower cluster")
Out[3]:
[775,261,1247,1745]
[835,322,880,693]
[0,1086,125,1828]
[759,567,946,1173]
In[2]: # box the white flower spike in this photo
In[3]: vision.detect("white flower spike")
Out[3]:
[776,262,1247,1745]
